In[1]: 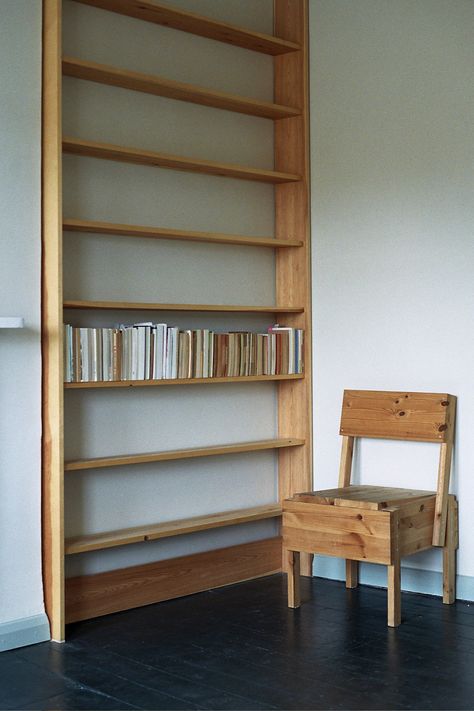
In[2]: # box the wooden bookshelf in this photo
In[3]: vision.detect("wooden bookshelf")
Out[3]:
[63,57,300,120]
[63,299,304,313]
[63,138,301,184]
[72,0,300,55]
[43,0,312,641]
[63,218,303,248]
[65,504,283,554]
[65,374,305,389]
[65,438,305,471]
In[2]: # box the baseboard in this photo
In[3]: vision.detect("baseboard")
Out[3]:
[0,613,50,652]
[313,556,474,601]
[66,536,282,623]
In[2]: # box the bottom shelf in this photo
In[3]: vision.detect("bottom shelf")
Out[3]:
[65,537,282,623]
[65,504,282,555]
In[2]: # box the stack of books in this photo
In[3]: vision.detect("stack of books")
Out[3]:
[64,323,304,383]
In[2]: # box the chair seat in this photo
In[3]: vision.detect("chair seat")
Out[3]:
[288,485,436,511]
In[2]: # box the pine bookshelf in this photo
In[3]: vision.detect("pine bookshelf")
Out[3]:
[42,0,312,641]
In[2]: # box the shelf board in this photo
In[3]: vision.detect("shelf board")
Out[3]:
[63,219,303,248]
[72,0,300,56]
[62,138,301,184]
[63,57,300,120]
[65,437,305,471]
[64,374,304,389]
[65,503,282,554]
[63,300,303,313]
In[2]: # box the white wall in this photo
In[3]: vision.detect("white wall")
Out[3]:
[310,0,474,598]
[0,0,49,647]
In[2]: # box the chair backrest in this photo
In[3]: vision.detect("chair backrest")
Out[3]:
[338,390,456,547]
[340,390,455,443]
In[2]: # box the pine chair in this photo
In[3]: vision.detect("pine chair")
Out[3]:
[282,390,458,626]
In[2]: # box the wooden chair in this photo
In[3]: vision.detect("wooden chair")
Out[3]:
[282,390,458,626]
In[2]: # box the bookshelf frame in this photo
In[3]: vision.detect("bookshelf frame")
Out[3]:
[42,0,312,641]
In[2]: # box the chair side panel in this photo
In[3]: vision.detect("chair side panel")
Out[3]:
[397,497,436,556]
[340,390,455,443]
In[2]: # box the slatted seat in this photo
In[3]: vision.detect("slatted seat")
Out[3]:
[282,390,458,626]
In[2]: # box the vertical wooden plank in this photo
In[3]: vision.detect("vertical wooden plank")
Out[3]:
[338,436,354,488]
[387,510,401,626]
[287,550,301,608]
[432,441,453,547]
[442,495,457,604]
[274,0,313,577]
[345,560,358,589]
[42,0,64,642]
[339,436,355,585]
[387,559,401,627]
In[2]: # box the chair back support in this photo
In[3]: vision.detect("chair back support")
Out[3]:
[338,390,456,546]
[340,390,455,443]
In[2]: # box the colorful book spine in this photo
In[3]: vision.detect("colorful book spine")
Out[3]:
[63,323,304,382]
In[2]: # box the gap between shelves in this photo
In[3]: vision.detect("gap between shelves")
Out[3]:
[63,57,300,120]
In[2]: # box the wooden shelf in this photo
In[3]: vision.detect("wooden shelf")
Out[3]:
[62,138,301,184]
[63,57,300,120]
[63,219,303,249]
[65,437,305,471]
[65,503,282,554]
[63,299,303,313]
[72,0,300,56]
[64,374,304,389]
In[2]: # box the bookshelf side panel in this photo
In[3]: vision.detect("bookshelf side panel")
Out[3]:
[274,0,313,575]
[42,0,65,642]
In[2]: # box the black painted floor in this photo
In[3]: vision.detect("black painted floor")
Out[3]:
[1,575,474,710]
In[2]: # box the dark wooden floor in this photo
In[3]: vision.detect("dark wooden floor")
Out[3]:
[1,575,474,710]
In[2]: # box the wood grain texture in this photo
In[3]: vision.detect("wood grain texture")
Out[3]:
[63,56,300,119]
[398,497,437,556]
[42,0,65,643]
[388,509,401,626]
[290,485,435,511]
[63,299,303,313]
[443,495,458,604]
[287,550,301,608]
[282,503,393,564]
[65,504,282,554]
[345,560,358,589]
[63,137,301,184]
[64,374,305,389]
[340,390,456,443]
[274,0,313,577]
[338,436,354,488]
[73,0,300,55]
[63,218,303,248]
[65,537,282,623]
[387,558,401,627]
[65,437,305,471]
[432,441,454,547]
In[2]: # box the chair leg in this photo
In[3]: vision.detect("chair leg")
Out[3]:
[345,560,358,588]
[387,558,401,627]
[287,550,301,609]
[443,496,458,604]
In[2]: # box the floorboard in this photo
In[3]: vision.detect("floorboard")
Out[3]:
[2,575,473,710]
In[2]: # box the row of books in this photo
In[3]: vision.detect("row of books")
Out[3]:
[64,323,304,382]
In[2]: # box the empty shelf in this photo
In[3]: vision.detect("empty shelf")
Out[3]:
[65,503,283,554]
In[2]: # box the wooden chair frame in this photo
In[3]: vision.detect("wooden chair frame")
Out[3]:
[283,390,458,626]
